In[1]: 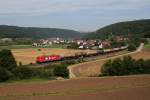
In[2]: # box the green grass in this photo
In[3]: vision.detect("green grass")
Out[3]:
[0,44,67,50]
[0,45,33,49]
[144,39,150,48]
[0,77,54,85]
[145,44,150,48]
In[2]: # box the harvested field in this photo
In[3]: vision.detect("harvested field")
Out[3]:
[70,48,150,78]
[0,75,150,100]
[11,48,96,65]
[131,49,150,60]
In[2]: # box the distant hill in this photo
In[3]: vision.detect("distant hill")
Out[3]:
[84,19,150,39]
[0,25,83,39]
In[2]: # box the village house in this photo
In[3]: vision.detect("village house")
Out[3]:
[115,36,129,41]
[0,38,13,42]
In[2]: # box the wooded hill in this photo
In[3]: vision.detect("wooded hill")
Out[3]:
[84,19,150,39]
[0,25,83,39]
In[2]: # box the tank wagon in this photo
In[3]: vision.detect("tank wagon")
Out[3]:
[36,46,128,63]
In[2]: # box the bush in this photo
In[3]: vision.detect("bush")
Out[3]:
[12,67,53,80]
[0,67,11,82]
[101,56,150,76]
[0,49,17,71]
[101,60,112,76]
[67,43,79,49]
[13,67,33,79]
[32,68,52,79]
[111,58,124,75]
[121,56,135,74]
[128,44,136,51]
[61,60,77,65]
[129,37,141,47]
[143,59,150,73]
[54,65,69,78]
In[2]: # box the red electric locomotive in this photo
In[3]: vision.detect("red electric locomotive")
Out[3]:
[36,55,61,63]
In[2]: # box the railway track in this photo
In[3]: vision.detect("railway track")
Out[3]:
[68,43,144,78]
[25,49,128,68]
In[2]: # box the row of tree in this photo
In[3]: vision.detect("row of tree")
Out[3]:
[101,56,150,76]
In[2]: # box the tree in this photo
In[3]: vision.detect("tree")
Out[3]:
[111,58,124,75]
[122,56,135,74]
[128,44,136,51]
[101,55,150,77]
[143,59,150,73]
[54,65,69,78]
[134,59,145,74]
[67,43,79,49]
[111,40,119,48]
[13,67,33,79]
[101,60,112,76]
[0,49,17,71]
[0,67,10,82]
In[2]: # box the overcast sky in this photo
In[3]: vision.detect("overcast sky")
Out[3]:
[0,0,150,31]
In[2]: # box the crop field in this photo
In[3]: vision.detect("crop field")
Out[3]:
[144,39,150,48]
[0,75,150,100]
[11,48,96,65]
[0,44,68,50]
[71,49,150,77]
[145,43,150,48]
[0,45,33,50]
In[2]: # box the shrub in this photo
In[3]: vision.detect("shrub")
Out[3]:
[129,37,141,47]
[101,60,112,76]
[101,56,150,76]
[61,60,76,65]
[122,56,135,74]
[13,67,33,79]
[54,65,69,78]
[0,49,17,71]
[12,67,53,80]
[32,68,52,79]
[0,67,10,82]
[111,58,124,75]
[143,59,150,73]
[128,44,136,51]
[134,59,145,74]
[67,43,79,49]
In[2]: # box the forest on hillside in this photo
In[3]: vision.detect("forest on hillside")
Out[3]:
[0,25,83,39]
[84,19,150,39]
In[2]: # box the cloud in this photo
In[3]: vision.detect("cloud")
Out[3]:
[0,0,150,16]
[0,0,149,31]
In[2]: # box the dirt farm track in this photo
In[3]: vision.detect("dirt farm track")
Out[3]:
[0,75,150,100]
[69,45,150,78]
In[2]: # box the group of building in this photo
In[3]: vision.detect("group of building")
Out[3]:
[32,36,128,49]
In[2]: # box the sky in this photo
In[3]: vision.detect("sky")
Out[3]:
[0,0,150,31]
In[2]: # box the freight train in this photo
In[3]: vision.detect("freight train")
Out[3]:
[36,46,128,63]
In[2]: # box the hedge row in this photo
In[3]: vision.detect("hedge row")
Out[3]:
[101,56,150,76]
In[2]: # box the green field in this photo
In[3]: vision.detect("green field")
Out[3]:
[4,78,50,84]
[0,44,67,50]
[144,39,150,48]
[145,44,150,48]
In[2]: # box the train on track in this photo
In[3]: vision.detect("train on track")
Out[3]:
[36,46,128,63]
